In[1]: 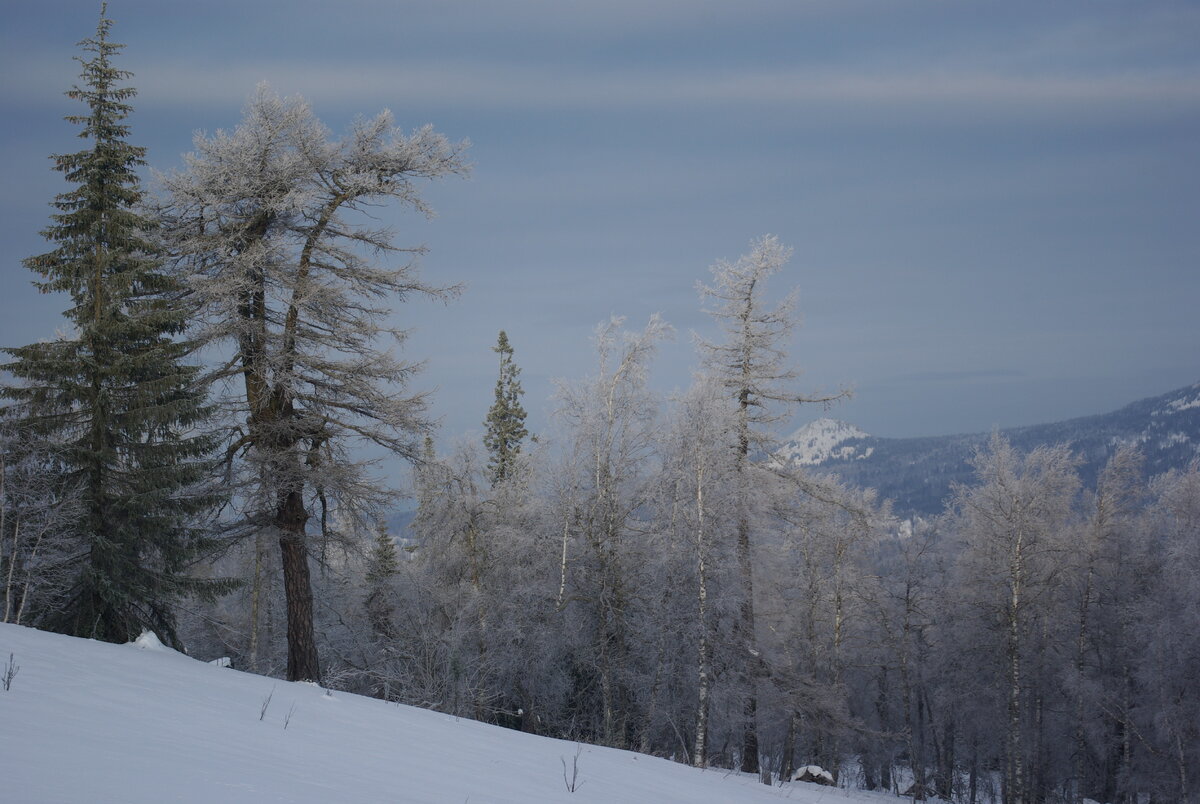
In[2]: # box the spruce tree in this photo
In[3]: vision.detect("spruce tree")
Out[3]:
[363,525,400,641]
[1,7,225,647]
[483,331,528,486]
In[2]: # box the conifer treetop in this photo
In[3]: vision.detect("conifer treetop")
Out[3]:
[484,330,528,486]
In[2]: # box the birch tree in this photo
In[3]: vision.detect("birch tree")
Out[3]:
[553,315,671,746]
[1065,445,1145,803]
[948,436,1079,804]
[1138,463,1200,802]
[653,379,741,766]
[159,86,469,681]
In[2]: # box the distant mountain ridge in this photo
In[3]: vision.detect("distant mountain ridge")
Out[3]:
[773,382,1200,517]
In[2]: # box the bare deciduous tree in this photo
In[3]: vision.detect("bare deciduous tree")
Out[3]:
[695,235,848,774]
[160,86,469,681]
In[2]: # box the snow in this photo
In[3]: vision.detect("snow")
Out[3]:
[0,623,897,803]
[1161,431,1191,446]
[1153,388,1200,416]
[1167,394,1200,413]
[793,765,836,785]
[774,418,870,466]
[130,630,169,651]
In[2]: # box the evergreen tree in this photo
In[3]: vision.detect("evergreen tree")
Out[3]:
[1,7,225,647]
[363,525,400,641]
[483,331,528,486]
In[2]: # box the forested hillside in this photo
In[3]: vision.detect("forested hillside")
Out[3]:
[3,9,1198,804]
[779,382,1200,517]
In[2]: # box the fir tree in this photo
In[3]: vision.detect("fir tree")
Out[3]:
[1,7,225,647]
[483,331,528,486]
[364,525,400,641]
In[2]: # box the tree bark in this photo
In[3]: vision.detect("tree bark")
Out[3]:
[278,488,319,682]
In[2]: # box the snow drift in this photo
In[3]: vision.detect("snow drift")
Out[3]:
[0,622,894,803]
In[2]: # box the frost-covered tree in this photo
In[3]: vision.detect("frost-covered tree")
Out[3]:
[553,315,671,747]
[695,235,847,773]
[1064,445,1146,803]
[1137,463,1200,802]
[632,378,741,765]
[159,86,469,681]
[0,412,81,626]
[483,331,528,486]
[947,436,1079,804]
[2,8,224,646]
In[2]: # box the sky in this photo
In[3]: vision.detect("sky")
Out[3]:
[2,0,1198,449]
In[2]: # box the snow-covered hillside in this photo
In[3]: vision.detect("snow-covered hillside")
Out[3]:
[0,623,895,803]
[774,382,1200,517]
[773,418,872,465]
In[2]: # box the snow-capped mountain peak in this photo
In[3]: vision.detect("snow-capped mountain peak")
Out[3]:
[773,418,871,466]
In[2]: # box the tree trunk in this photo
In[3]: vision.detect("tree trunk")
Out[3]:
[1006,545,1025,804]
[248,526,270,673]
[737,512,760,776]
[735,382,761,778]
[781,712,797,782]
[938,715,956,800]
[278,488,319,682]
[639,644,665,756]
[694,465,711,768]
[969,736,979,804]
[1074,562,1094,804]
[872,664,892,792]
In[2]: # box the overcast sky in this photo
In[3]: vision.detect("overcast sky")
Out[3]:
[2,0,1198,448]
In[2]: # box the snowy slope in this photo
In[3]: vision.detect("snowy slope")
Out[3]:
[0,623,891,803]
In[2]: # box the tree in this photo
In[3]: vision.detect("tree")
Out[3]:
[1068,445,1145,803]
[947,436,1079,804]
[483,330,528,486]
[695,235,848,774]
[160,86,469,681]
[1,412,81,627]
[657,379,742,767]
[1,7,225,646]
[1137,463,1200,802]
[363,524,400,642]
[553,315,671,747]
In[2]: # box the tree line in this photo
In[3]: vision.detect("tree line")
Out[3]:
[0,10,467,681]
[352,327,1197,804]
[2,11,1197,804]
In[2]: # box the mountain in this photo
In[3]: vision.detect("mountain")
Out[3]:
[773,418,872,465]
[0,622,894,803]
[774,382,1200,518]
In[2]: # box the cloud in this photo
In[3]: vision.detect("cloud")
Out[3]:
[9,46,1197,119]
[880,369,1027,386]
[133,63,1200,111]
